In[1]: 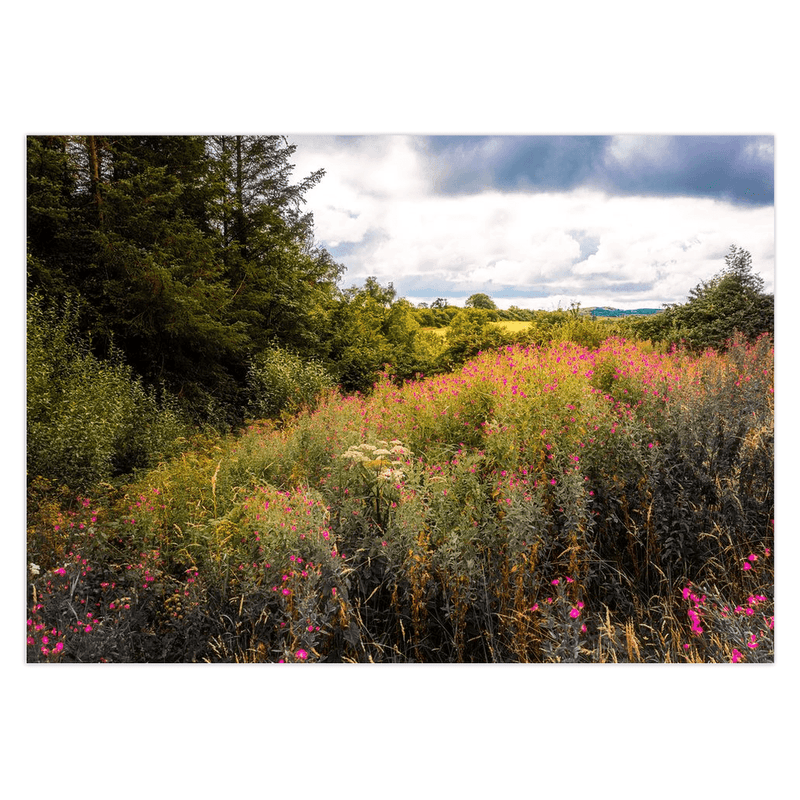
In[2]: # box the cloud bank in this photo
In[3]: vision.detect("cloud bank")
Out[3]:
[289,135,774,310]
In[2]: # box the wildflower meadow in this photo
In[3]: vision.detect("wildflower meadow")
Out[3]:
[26,331,773,663]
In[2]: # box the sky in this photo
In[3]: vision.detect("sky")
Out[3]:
[288,135,774,311]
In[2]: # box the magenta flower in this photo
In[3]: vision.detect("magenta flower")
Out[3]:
[296,649,308,661]
[569,608,581,619]
[731,649,743,663]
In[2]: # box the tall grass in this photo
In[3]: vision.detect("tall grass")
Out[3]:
[27,334,773,662]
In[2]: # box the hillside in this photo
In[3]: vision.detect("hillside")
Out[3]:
[585,307,664,317]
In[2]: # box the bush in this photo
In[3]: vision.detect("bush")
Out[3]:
[442,308,510,367]
[27,292,188,492]
[246,345,336,420]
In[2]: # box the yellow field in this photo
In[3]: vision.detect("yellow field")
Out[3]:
[422,320,533,338]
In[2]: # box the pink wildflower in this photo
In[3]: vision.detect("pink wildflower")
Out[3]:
[731,649,743,663]
[296,649,308,661]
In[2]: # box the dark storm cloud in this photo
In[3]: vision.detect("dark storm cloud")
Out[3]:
[422,136,604,194]
[420,135,774,206]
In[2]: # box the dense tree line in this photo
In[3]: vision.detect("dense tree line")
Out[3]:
[27,135,344,424]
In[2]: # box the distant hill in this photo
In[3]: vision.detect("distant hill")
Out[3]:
[585,307,663,317]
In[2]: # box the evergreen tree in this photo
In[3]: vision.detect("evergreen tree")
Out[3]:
[27,134,344,424]
[206,135,343,356]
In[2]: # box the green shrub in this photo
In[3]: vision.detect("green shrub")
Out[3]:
[442,308,510,367]
[246,345,336,420]
[27,292,188,492]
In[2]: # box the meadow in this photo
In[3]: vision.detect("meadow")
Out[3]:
[26,333,773,663]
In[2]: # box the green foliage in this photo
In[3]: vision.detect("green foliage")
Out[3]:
[465,292,498,311]
[322,279,444,391]
[246,346,336,420]
[26,135,344,426]
[443,308,510,366]
[631,245,773,352]
[27,292,188,492]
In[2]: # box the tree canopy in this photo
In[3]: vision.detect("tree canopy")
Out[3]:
[631,245,773,351]
[27,135,344,424]
[465,292,498,310]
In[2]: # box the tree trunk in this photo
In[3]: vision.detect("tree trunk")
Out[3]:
[86,135,104,226]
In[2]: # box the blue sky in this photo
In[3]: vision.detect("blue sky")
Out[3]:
[289,135,774,310]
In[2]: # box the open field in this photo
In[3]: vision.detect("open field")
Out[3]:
[423,319,533,337]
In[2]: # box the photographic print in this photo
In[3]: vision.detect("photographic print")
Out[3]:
[26,134,774,663]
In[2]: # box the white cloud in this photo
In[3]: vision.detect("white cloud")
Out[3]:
[742,137,774,164]
[290,137,774,309]
[603,135,674,169]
